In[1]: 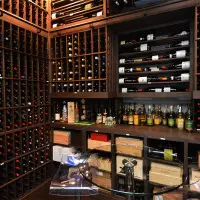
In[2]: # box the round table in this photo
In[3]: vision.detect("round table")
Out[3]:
[49,144,200,200]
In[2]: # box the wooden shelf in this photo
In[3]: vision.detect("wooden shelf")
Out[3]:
[119,69,190,76]
[148,157,181,166]
[119,80,189,86]
[119,34,189,49]
[51,92,116,99]
[119,57,190,66]
[119,45,190,57]
[51,123,200,144]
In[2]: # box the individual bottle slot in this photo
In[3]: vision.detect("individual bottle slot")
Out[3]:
[86,31,91,53]
[39,106,45,123]
[93,29,98,52]
[27,108,33,126]
[100,54,106,78]
[100,80,106,92]
[80,82,85,92]
[79,32,85,55]
[0,165,7,185]
[6,110,12,131]
[7,161,15,181]
[87,82,93,92]
[93,81,99,92]
[14,132,21,156]
[15,158,22,177]
[26,31,31,53]
[4,50,11,78]
[13,109,20,129]
[28,153,35,170]
[0,135,5,162]
[93,55,99,79]
[0,80,4,108]
[28,129,34,151]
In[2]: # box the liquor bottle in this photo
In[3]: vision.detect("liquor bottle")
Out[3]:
[133,104,139,126]
[176,105,184,130]
[139,104,146,125]
[122,106,128,124]
[96,109,102,124]
[147,105,153,126]
[75,102,79,123]
[168,105,175,128]
[154,105,162,125]
[162,105,168,126]
[185,105,193,132]
[62,101,68,122]
[128,105,133,125]
[55,104,60,121]
[102,109,107,124]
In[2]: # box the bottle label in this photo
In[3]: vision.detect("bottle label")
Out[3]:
[168,118,175,127]
[162,119,167,126]
[147,34,154,41]
[181,73,189,81]
[119,59,125,64]
[140,44,148,51]
[55,113,60,121]
[122,88,127,93]
[176,50,186,58]
[120,41,125,45]
[119,67,125,73]
[152,55,159,60]
[182,61,190,69]
[163,87,170,92]
[154,117,161,125]
[147,117,153,125]
[52,13,56,19]
[97,11,103,16]
[185,120,193,131]
[119,78,125,84]
[134,115,139,125]
[123,115,128,121]
[154,88,162,92]
[138,76,147,83]
[177,118,184,129]
[128,116,133,124]
[164,149,173,161]
[181,40,189,46]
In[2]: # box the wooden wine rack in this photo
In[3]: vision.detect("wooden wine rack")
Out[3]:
[0,18,52,200]
[50,25,115,98]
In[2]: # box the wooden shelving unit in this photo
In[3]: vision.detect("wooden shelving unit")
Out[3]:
[0,18,52,200]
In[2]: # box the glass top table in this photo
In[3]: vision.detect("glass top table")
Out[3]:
[49,144,200,199]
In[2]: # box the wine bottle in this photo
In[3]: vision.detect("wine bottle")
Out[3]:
[119,67,144,73]
[147,105,153,126]
[62,101,68,122]
[162,105,168,126]
[121,88,144,93]
[122,106,128,124]
[176,105,184,130]
[55,104,60,121]
[185,105,193,132]
[171,73,189,81]
[139,104,146,125]
[169,50,187,58]
[168,105,175,128]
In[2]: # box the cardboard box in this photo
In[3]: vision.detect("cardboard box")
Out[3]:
[116,155,143,179]
[116,137,143,157]
[88,139,111,152]
[54,130,71,145]
[68,102,75,123]
[149,171,182,186]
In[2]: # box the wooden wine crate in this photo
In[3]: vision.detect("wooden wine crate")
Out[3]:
[116,137,143,157]
[151,162,183,177]
[54,130,71,145]
[116,155,143,179]
[149,171,182,186]
[88,139,111,152]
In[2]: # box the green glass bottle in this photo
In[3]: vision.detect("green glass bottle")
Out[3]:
[185,105,193,132]
[168,105,175,128]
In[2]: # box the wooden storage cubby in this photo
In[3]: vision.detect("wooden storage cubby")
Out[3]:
[0,18,52,199]
[51,0,105,28]
[50,25,115,98]
[117,20,192,98]
[1,0,48,28]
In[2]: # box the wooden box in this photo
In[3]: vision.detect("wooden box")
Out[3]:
[68,102,75,123]
[116,155,143,179]
[149,171,182,186]
[116,137,143,157]
[88,139,111,152]
[54,130,71,145]
[151,162,183,177]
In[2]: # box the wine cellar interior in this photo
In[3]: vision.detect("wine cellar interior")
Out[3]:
[2,0,200,200]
